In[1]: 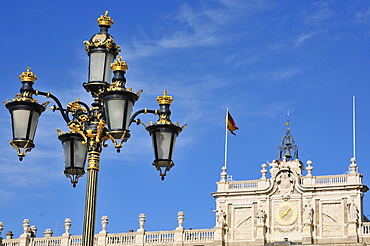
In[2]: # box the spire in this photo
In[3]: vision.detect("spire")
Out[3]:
[277,120,299,161]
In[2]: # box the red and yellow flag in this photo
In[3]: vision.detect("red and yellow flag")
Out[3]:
[227,112,239,135]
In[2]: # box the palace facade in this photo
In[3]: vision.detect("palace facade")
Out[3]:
[1,126,370,246]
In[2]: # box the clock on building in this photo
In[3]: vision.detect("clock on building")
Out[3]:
[274,201,298,226]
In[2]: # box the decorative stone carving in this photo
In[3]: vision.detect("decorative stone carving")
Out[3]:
[177,211,185,229]
[256,207,267,225]
[303,200,314,225]
[43,229,53,238]
[347,200,359,223]
[22,219,30,237]
[0,222,3,236]
[269,160,279,178]
[216,209,227,227]
[260,163,267,180]
[306,160,313,177]
[349,158,358,174]
[276,171,294,200]
[322,203,343,238]
[137,213,146,232]
[220,166,227,181]
[64,218,72,235]
[233,207,253,240]
[100,216,108,233]
[6,231,13,239]
[29,225,37,238]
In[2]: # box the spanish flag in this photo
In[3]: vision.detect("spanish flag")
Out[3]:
[227,112,239,135]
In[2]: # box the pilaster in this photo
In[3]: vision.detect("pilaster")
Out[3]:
[60,234,70,246]
[347,222,359,243]
[255,224,266,245]
[213,226,224,246]
[134,231,145,246]
[301,224,313,244]
[97,232,107,246]
[173,228,184,246]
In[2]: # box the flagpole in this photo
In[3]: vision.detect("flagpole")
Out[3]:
[224,108,229,168]
[353,96,356,160]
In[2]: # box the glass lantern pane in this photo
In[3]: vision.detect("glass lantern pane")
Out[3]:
[106,99,133,131]
[124,101,133,130]
[106,99,126,130]
[89,52,106,82]
[13,110,30,139]
[74,140,87,169]
[63,141,72,168]
[154,131,173,160]
[29,111,40,141]
[104,52,114,83]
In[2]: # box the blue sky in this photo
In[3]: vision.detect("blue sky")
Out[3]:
[1,0,370,238]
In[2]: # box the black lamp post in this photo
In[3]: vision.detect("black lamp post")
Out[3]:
[5,11,185,246]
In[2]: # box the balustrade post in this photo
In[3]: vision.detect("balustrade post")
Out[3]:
[98,216,108,246]
[44,229,53,238]
[0,222,3,246]
[174,212,184,246]
[6,231,13,239]
[20,219,30,246]
[135,214,146,246]
[61,218,72,246]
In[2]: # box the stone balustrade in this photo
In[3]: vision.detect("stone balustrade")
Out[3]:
[0,214,219,246]
[217,173,363,193]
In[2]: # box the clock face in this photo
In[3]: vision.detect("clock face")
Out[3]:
[92,33,107,43]
[274,202,298,225]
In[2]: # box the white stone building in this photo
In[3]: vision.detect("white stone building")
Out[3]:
[1,126,370,245]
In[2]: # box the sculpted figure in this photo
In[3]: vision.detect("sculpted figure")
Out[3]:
[256,207,267,225]
[303,200,313,224]
[216,209,227,227]
[347,200,359,222]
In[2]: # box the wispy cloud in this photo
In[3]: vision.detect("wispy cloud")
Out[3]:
[124,0,271,60]
[355,7,370,24]
[295,30,324,47]
[303,2,333,25]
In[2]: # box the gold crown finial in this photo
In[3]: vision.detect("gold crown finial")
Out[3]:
[156,90,174,105]
[110,56,128,72]
[97,11,114,27]
[19,67,37,83]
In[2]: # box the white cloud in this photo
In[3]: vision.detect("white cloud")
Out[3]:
[295,30,324,47]
[355,7,370,24]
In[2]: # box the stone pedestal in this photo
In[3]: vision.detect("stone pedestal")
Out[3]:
[302,224,313,244]
[347,222,358,243]
[134,231,145,246]
[213,226,225,245]
[97,231,107,246]
[173,228,184,246]
[255,224,266,245]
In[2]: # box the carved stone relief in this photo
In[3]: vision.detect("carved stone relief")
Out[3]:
[233,207,253,240]
[322,203,343,238]
[276,171,294,200]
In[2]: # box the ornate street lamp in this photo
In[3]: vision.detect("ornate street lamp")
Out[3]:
[146,91,183,180]
[5,68,48,160]
[4,11,185,246]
